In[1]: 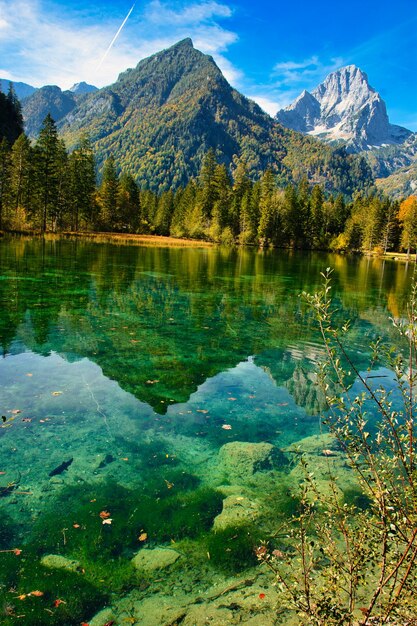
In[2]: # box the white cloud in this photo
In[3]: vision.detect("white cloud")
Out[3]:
[272,54,346,90]
[249,95,279,116]
[0,0,240,89]
[144,0,232,25]
[0,68,13,80]
[274,56,319,72]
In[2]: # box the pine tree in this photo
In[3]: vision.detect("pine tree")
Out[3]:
[209,164,232,241]
[0,137,11,229]
[310,185,325,246]
[231,159,252,236]
[170,181,196,238]
[361,196,384,253]
[98,156,119,230]
[6,84,24,143]
[155,189,174,235]
[0,83,24,144]
[68,136,97,231]
[117,172,140,232]
[257,170,277,245]
[10,133,33,211]
[197,149,218,224]
[34,114,61,232]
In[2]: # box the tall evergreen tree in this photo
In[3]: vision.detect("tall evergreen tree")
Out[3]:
[68,136,97,231]
[98,156,119,230]
[0,83,24,145]
[0,137,11,229]
[257,170,277,245]
[10,133,33,211]
[34,114,61,232]
[155,189,174,235]
[117,172,140,232]
[170,181,196,238]
[197,149,218,224]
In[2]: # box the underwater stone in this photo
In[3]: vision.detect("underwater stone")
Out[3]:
[213,494,260,529]
[218,441,285,481]
[89,607,116,626]
[284,433,339,456]
[132,547,181,572]
[40,554,81,573]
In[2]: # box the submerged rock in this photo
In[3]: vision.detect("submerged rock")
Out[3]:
[132,547,181,572]
[218,441,286,481]
[213,494,260,529]
[40,554,81,573]
[89,608,116,626]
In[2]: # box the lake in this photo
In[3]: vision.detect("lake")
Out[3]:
[0,236,414,625]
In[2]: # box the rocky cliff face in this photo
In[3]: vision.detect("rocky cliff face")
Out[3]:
[276,65,411,152]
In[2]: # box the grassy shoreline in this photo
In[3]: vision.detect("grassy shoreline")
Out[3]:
[0,230,214,248]
[2,230,417,260]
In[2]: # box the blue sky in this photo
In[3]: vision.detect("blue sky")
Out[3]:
[0,0,416,129]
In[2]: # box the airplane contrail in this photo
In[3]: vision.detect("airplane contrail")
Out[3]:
[96,3,136,70]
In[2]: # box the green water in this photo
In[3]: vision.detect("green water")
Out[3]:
[0,237,414,625]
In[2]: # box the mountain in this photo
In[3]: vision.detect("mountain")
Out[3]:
[21,85,77,137]
[364,133,417,177]
[70,81,98,95]
[276,65,411,152]
[57,39,373,195]
[0,78,36,100]
[376,161,417,198]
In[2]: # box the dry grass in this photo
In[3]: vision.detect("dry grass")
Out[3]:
[1,230,214,248]
[60,231,214,247]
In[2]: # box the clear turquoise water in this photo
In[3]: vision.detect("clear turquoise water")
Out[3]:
[0,237,414,625]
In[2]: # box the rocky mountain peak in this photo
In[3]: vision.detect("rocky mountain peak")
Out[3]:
[276,65,411,151]
[69,82,98,95]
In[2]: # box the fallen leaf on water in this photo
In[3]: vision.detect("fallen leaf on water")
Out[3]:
[138,533,148,542]
[228,397,237,401]
[222,424,232,430]
[121,457,129,461]
[30,590,44,597]
[102,519,113,525]
[99,511,111,519]
[51,391,63,396]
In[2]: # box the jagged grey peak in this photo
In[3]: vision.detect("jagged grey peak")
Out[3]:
[69,82,98,95]
[276,65,411,151]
